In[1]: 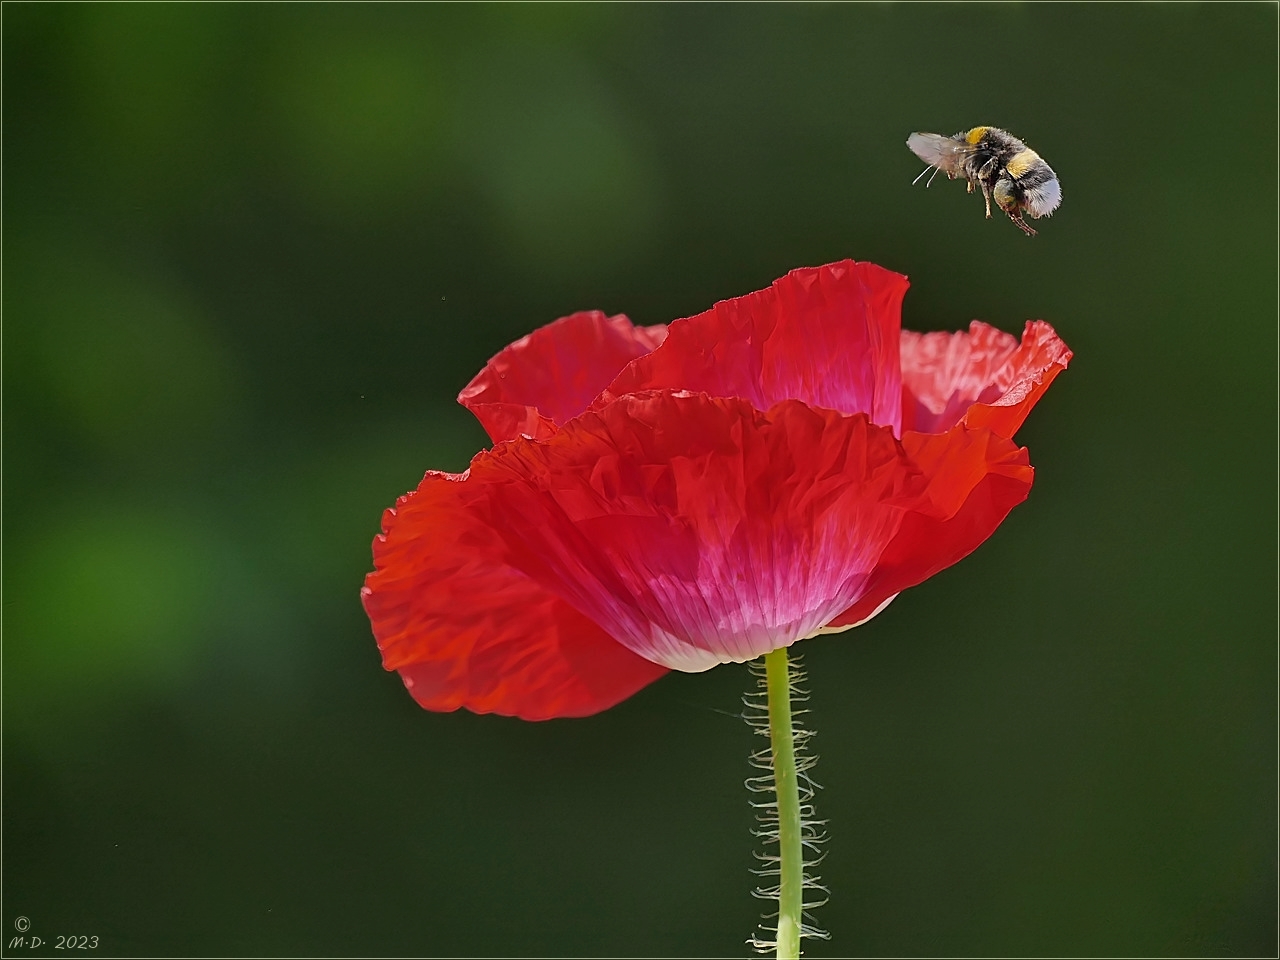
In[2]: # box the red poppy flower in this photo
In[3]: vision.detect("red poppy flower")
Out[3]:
[362,260,1070,720]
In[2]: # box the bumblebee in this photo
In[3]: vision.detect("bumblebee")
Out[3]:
[907,126,1061,236]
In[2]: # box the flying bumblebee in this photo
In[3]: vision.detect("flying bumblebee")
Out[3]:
[907,126,1061,236]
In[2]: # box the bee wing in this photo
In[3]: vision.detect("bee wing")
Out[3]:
[906,132,974,172]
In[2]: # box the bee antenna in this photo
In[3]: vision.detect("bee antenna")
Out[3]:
[911,164,934,186]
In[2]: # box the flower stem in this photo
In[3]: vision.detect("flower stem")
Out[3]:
[764,646,803,960]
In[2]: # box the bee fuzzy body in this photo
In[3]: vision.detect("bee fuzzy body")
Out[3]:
[907,126,1061,236]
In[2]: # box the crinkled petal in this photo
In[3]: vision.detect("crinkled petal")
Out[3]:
[599,261,908,433]
[458,311,667,443]
[824,425,1033,630]
[456,392,925,672]
[363,472,668,720]
[901,320,1072,437]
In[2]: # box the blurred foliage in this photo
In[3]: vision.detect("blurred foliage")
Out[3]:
[3,4,1275,957]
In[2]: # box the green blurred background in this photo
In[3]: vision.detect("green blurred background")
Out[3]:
[4,4,1275,956]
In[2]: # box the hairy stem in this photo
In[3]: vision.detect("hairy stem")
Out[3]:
[745,650,828,956]
[765,646,802,960]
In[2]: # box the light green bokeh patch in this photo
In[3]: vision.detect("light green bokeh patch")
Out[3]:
[7,506,219,701]
[267,27,446,214]
[453,44,665,280]
[11,242,240,465]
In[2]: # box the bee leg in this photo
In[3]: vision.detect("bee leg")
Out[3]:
[979,180,993,218]
[1008,211,1037,236]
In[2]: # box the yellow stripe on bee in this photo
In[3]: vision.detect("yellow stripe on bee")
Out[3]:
[965,126,990,144]
[1005,149,1041,178]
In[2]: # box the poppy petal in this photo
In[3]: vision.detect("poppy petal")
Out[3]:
[600,261,908,433]
[458,311,667,443]
[449,392,925,672]
[900,320,1072,436]
[823,425,1033,630]
[364,473,668,720]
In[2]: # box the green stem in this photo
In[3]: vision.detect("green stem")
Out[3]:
[764,647,803,960]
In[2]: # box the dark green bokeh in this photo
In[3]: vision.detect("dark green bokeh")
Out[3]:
[4,4,1275,956]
